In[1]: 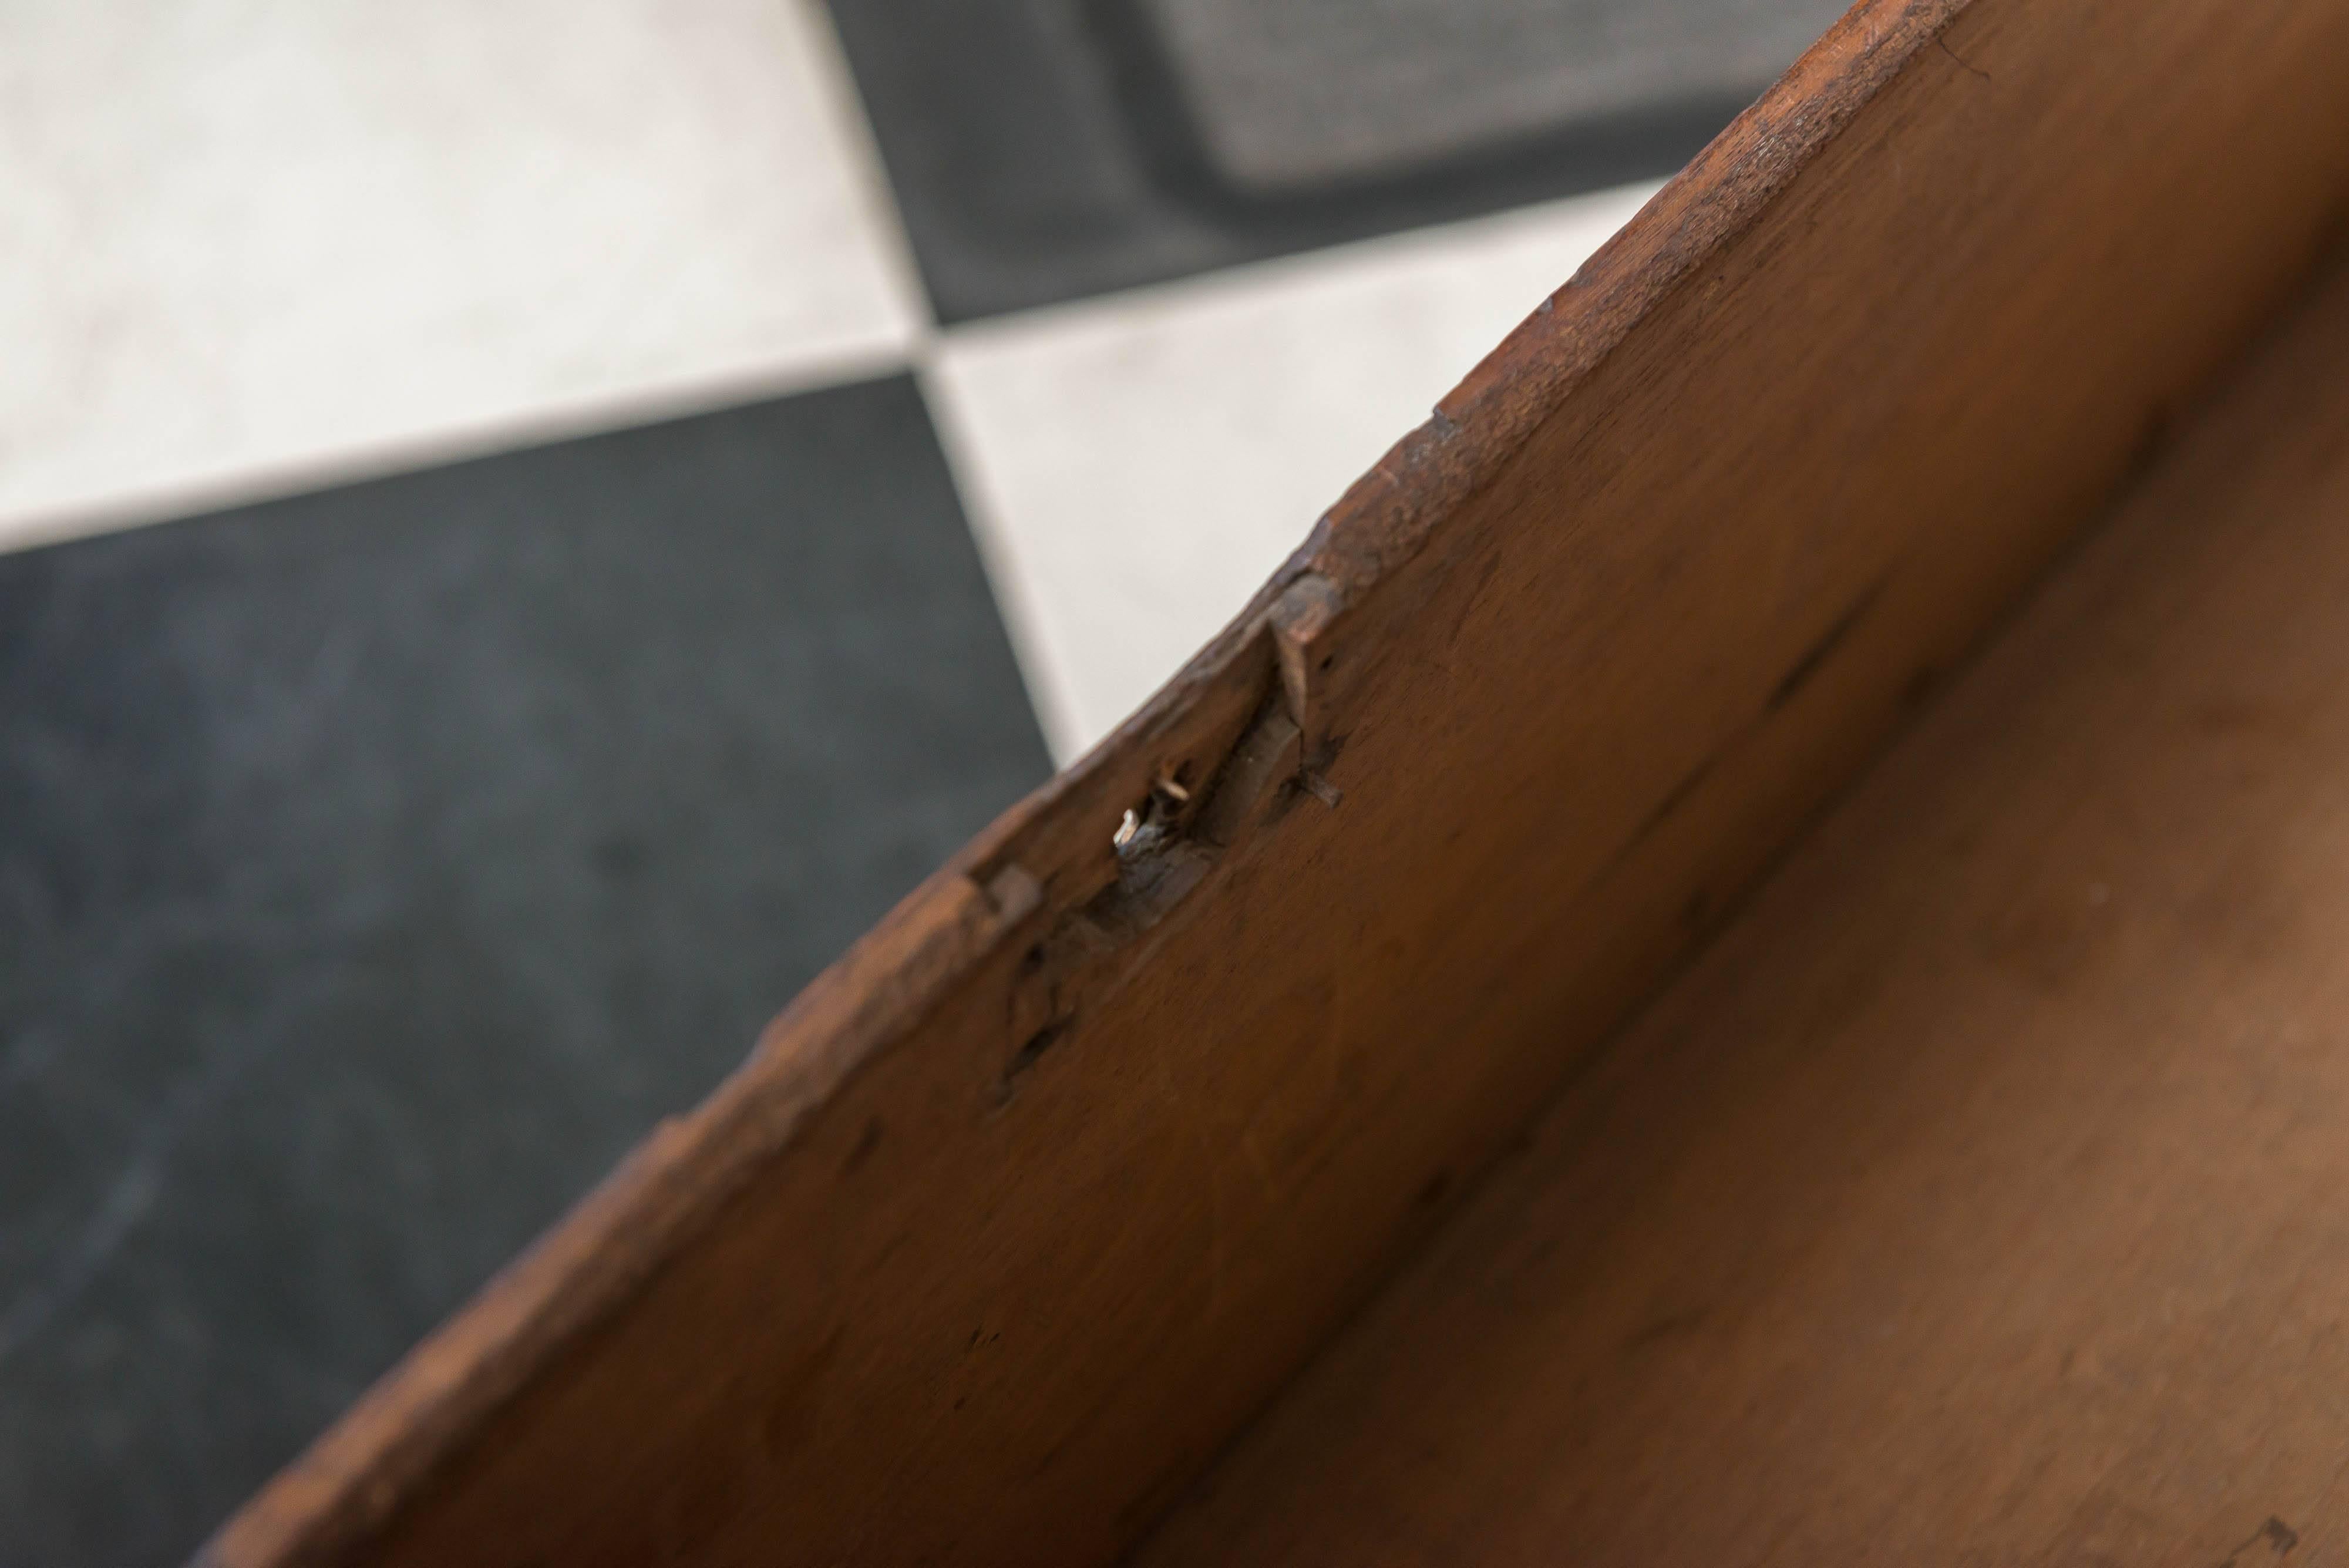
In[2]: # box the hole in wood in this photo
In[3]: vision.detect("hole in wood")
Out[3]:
[1113,770,1194,861]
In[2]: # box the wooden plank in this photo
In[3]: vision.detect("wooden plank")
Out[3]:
[202,1,2349,1562]
[1138,243,2349,1568]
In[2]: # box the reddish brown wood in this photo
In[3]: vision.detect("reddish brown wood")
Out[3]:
[1140,244,2349,1568]
[201,0,2349,1562]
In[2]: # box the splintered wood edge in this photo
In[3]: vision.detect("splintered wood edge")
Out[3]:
[203,3,1965,1561]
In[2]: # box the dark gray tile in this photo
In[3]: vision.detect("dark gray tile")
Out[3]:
[828,0,1840,322]
[1137,0,1848,192]
[0,375,1052,1567]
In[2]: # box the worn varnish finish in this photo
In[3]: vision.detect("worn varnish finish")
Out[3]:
[1139,248,2349,1568]
[204,0,2349,1563]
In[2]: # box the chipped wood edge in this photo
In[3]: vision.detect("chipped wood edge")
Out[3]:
[199,4,1967,1561]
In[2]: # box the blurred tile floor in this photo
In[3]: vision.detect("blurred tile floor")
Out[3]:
[0,1,1839,1560]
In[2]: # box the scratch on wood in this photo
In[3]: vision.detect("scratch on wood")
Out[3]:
[1768,575,1890,712]
[1935,31,1993,81]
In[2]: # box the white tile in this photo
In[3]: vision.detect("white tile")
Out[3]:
[0,0,923,550]
[927,181,1662,762]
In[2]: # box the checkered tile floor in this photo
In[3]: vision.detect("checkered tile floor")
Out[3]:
[0,2,1832,1559]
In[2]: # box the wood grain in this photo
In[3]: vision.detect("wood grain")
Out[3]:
[1138,243,2349,1568]
[202,0,2349,1562]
